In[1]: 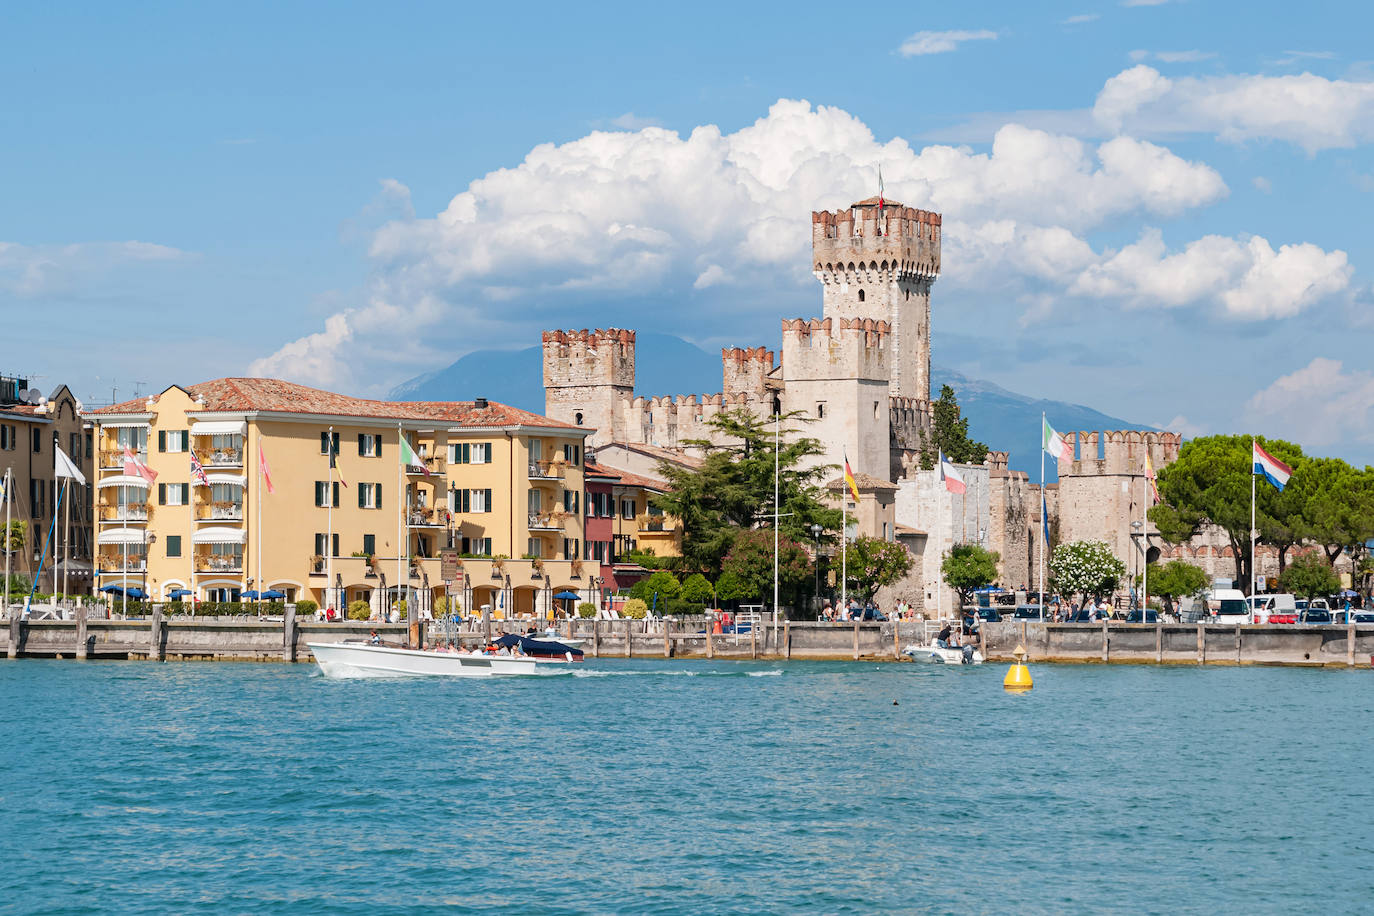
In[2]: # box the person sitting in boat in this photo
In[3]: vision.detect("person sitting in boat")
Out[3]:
[368,630,381,645]
[936,624,953,648]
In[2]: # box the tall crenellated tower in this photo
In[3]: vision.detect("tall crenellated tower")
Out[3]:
[542,328,636,447]
[811,200,940,404]
[779,317,892,481]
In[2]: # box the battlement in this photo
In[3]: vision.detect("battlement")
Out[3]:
[1056,430,1184,477]
[542,327,636,390]
[986,451,1010,471]
[722,346,776,397]
[780,317,891,383]
[811,203,941,280]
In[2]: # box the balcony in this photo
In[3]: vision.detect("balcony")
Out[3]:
[197,447,243,468]
[196,556,244,574]
[98,558,147,573]
[528,512,566,530]
[406,455,445,477]
[528,459,564,480]
[100,505,149,523]
[408,509,444,528]
[99,448,146,470]
[197,503,245,522]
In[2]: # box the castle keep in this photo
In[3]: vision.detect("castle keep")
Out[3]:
[543,199,941,484]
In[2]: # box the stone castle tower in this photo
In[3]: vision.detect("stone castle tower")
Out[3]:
[811,200,940,403]
[542,328,636,443]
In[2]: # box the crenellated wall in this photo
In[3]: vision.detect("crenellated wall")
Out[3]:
[543,328,637,446]
[721,346,777,398]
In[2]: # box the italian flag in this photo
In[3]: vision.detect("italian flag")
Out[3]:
[401,435,430,476]
[1043,417,1067,459]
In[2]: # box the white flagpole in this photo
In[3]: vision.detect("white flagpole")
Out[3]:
[327,426,334,617]
[937,453,943,621]
[256,432,263,615]
[772,411,779,635]
[840,500,847,613]
[3,468,10,619]
[1142,451,1149,616]
[397,422,404,626]
[1250,438,1257,599]
[62,476,70,607]
[1039,414,1045,611]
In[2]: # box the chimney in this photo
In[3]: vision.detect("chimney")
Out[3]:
[473,397,488,409]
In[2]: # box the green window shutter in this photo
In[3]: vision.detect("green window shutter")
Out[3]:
[332,534,339,557]
[376,483,382,509]
[158,483,166,505]
[358,434,365,456]
[166,535,181,558]
[332,481,340,507]
[321,432,329,454]
[158,430,166,452]
[358,485,365,509]
[483,489,492,512]
[181,484,189,504]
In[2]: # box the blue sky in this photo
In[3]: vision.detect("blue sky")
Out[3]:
[4,1,1373,465]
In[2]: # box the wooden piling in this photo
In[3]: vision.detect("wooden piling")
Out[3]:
[663,622,671,658]
[1349,621,1356,667]
[592,618,600,657]
[625,619,632,658]
[7,613,18,659]
[1235,625,1242,664]
[1101,620,1109,662]
[151,607,165,662]
[785,619,792,660]
[705,628,713,659]
[1197,623,1205,664]
[892,622,900,659]
[1155,621,1163,664]
[283,606,297,662]
[750,623,757,659]
[76,605,88,661]
[852,622,860,661]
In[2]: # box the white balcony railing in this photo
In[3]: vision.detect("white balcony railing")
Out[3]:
[200,448,244,467]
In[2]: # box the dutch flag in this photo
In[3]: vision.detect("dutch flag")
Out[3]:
[1253,441,1292,492]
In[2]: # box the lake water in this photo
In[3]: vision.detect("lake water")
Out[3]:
[2,659,1371,914]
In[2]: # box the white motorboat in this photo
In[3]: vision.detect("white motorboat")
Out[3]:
[306,641,543,678]
[902,641,985,665]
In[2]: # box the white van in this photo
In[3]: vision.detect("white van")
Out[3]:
[1251,593,1297,624]
[1209,588,1250,626]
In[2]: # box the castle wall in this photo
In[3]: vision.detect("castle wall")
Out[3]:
[894,463,991,616]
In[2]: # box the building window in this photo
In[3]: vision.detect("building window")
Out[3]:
[621,498,635,520]
[563,490,579,515]
[449,442,491,464]
[32,428,41,452]
[320,431,340,455]
[527,538,542,558]
[563,444,581,466]
[461,537,492,556]
[158,430,188,453]
[472,443,490,464]
[857,289,865,302]
[158,483,190,506]
[874,401,880,420]
[575,412,583,426]
[314,532,340,557]
[816,403,825,419]
[363,534,376,556]
[358,483,382,509]
[166,535,181,558]
[563,538,579,560]
[358,433,381,457]
[315,481,340,507]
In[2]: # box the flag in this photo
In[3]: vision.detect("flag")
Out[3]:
[1043,417,1067,459]
[843,452,860,503]
[1041,492,1050,546]
[54,446,86,486]
[1253,441,1292,491]
[0,476,5,502]
[1144,452,1160,505]
[259,444,275,495]
[329,445,348,487]
[190,452,210,488]
[400,435,430,477]
[939,450,966,495]
[877,165,885,213]
[122,446,157,484]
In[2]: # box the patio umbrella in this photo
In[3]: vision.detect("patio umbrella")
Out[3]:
[99,584,125,595]
[261,589,286,599]
[168,589,193,599]
[554,591,581,600]
[241,589,262,599]
[124,588,148,600]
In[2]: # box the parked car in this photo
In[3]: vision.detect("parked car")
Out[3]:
[1123,609,1159,623]
[1299,607,1333,624]
[1064,608,1095,622]
[1012,604,1047,620]
[1352,608,1374,624]
[1209,588,1251,626]
[965,607,1001,623]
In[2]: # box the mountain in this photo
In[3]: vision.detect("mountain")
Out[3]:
[389,335,1152,481]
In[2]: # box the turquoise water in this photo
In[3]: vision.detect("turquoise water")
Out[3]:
[2,659,1372,915]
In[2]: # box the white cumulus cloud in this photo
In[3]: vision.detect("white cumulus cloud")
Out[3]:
[898,30,998,57]
[1244,358,1374,447]
[0,240,186,296]
[1094,65,1374,152]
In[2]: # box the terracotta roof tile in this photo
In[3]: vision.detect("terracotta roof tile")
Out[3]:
[825,472,898,492]
[600,465,668,493]
[90,377,581,430]
[583,461,622,481]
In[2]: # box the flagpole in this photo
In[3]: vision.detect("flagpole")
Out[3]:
[840,500,847,613]
[327,426,334,617]
[1250,438,1257,599]
[1039,414,1045,613]
[772,411,779,638]
[397,422,404,628]
[1142,451,1149,616]
[256,431,263,616]
[62,476,70,607]
[3,468,10,620]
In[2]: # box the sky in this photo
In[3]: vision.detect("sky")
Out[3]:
[3,1,1373,465]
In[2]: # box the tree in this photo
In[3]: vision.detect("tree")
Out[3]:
[1150,434,1304,593]
[1049,539,1127,605]
[940,543,999,608]
[717,528,811,608]
[1279,552,1340,599]
[841,536,914,600]
[714,570,749,603]
[679,573,715,605]
[653,408,841,577]
[1300,460,1374,567]
[1145,560,1209,605]
[917,385,989,469]
[622,598,648,619]
[631,570,681,603]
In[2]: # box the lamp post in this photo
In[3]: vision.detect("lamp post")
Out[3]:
[1130,520,1143,611]
[810,523,823,612]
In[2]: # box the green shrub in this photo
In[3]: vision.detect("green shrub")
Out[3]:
[434,596,452,615]
[663,597,706,616]
[577,601,596,618]
[622,598,648,619]
[296,599,318,615]
[395,599,408,621]
[630,570,681,602]
[679,573,714,605]
[347,599,371,620]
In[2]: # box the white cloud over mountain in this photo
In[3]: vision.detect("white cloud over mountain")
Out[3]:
[251,99,1351,391]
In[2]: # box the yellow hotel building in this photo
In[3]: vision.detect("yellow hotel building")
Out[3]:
[88,378,595,617]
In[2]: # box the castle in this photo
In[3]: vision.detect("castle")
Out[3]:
[542,199,941,484]
[540,195,1204,608]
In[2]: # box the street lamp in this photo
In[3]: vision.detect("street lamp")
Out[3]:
[810,523,823,610]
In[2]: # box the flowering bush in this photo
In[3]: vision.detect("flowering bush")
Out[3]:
[1049,540,1126,604]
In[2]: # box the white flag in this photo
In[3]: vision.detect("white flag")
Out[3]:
[54,446,86,486]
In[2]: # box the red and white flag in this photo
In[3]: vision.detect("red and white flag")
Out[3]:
[123,446,157,484]
[259,444,275,495]
[190,452,210,488]
[939,450,966,495]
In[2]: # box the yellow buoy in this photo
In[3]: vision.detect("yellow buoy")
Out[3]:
[1004,643,1033,691]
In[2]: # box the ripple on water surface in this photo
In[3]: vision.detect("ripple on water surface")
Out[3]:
[1,659,1372,914]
